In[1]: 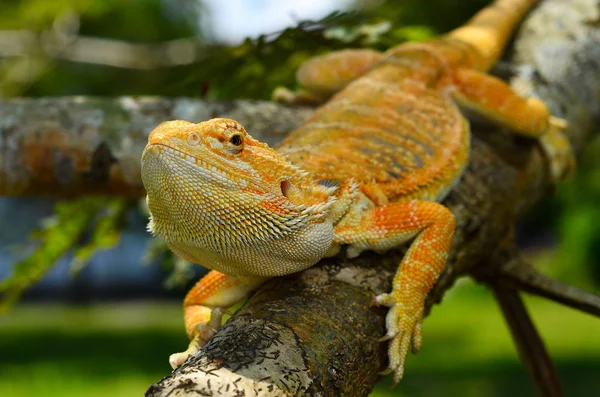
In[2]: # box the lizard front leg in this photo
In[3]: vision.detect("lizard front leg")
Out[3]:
[335,200,455,385]
[169,270,267,368]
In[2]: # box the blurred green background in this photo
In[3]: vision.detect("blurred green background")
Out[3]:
[1,0,599,396]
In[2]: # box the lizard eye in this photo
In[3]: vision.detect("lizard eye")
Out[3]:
[229,134,243,146]
[187,132,200,146]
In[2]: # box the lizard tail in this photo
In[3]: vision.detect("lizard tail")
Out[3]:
[447,0,540,71]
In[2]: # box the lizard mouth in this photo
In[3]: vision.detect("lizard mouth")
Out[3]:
[142,143,237,185]
[142,143,276,193]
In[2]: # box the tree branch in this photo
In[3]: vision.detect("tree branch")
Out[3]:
[0,98,313,197]
[492,283,564,397]
[497,255,600,317]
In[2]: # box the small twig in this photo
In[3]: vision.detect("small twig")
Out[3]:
[499,256,600,317]
[493,283,564,397]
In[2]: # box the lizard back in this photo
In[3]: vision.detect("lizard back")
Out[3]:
[277,43,471,205]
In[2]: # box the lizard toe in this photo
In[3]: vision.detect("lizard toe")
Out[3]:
[379,297,425,386]
[168,327,214,369]
[169,351,191,369]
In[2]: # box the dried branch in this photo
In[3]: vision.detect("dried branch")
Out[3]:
[0,14,212,69]
[0,12,217,96]
[492,284,564,397]
[498,255,600,317]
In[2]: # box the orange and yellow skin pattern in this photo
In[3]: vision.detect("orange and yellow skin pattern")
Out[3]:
[141,0,572,385]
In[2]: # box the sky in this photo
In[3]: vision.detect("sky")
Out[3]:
[200,0,352,43]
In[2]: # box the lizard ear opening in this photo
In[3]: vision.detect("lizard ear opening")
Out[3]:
[280,180,292,198]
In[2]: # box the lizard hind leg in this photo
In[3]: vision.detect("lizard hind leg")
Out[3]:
[169,271,267,369]
[450,67,575,182]
[334,200,455,385]
[451,67,555,138]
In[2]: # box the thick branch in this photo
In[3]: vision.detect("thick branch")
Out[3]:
[0,98,313,197]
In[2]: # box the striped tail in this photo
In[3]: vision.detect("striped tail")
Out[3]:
[447,0,540,71]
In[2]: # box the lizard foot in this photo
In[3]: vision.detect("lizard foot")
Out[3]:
[169,308,225,369]
[540,116,575,183]
[375,292,424,386]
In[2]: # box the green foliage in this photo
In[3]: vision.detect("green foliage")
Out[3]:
[187,11,432,100]
[0,0,197,97]
[0,0,112,30]
[0,0,194,41]
[0,197,133,310]
[359,0,490,34]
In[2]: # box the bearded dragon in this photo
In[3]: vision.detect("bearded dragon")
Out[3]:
[141,0,572,385]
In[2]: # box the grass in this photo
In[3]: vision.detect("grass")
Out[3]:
[371,279,600,396]
[1,280,599,397]
[0,302,184,397]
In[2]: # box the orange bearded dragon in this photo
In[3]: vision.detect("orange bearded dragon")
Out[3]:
[141,0,573,385]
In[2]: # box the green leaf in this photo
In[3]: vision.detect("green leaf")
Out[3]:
[0,197,132,310]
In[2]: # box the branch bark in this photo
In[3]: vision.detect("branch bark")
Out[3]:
[0,98,313,197]
[0,0,598,395]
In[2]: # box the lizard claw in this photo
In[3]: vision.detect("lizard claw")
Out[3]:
[371,294,381,307]
[219,307,235,317]
[377,334,392,342]
[375,292,424,386]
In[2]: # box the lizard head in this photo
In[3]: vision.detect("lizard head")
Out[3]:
[141,118,337,277]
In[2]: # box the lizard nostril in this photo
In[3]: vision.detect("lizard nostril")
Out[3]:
[280,180,292,198]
